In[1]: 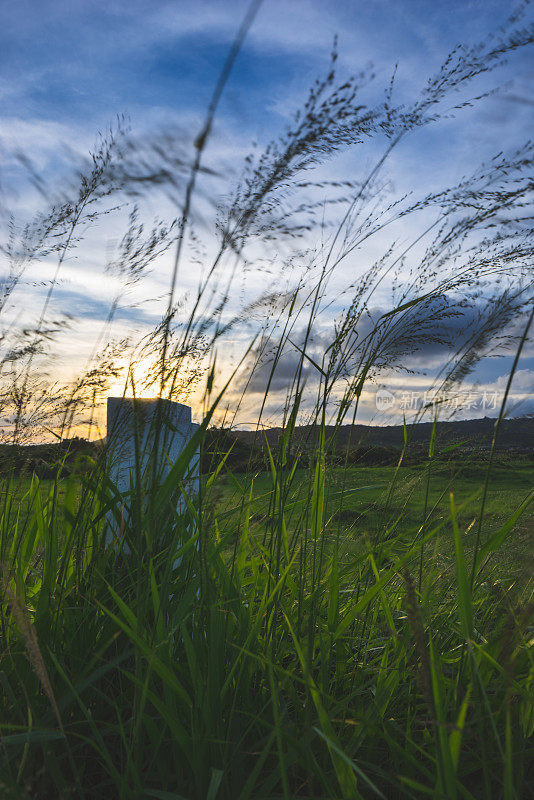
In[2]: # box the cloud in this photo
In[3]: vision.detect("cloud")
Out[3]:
[232,292,528,413]
[2,0,532,433]
[238,340,319,396]
[495,368,534,393]
[48,288,159,325]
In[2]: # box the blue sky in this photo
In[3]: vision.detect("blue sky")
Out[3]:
[1,0,533,431]
[1,1,529,117]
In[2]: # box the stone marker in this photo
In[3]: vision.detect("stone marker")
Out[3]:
[106,397,199,547]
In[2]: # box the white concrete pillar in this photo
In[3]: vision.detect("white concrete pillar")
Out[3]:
[106,397,199,547]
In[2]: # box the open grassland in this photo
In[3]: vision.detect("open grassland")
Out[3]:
[8,460,533,576]
[212,461,534,579]
[1,450,532,799]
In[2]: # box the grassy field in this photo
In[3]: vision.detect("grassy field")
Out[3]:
[1,439,533,800]
[11,458,533,567]
[212,460,534,577]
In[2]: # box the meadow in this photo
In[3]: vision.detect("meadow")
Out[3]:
[0,439,532,799]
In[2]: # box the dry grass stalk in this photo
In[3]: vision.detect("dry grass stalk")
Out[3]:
[2,568,64,735]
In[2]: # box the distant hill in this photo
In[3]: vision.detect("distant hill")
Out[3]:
[0,436,101,478]
[232,417,534,455]
[2,418,532,478]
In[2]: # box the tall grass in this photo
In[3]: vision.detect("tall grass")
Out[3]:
[1,5,533,798]
[1,402,533,798]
